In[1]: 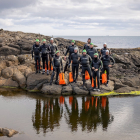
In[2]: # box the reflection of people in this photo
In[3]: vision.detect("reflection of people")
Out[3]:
[65,97,79,131]
[100,97,114,130]
[32,99,41,134]
[32,98,63,134]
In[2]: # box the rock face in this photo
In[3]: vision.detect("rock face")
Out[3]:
[41,84,62,95]
[0,30,140,95]
[0,127,18,137]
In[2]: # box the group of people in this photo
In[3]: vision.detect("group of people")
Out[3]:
[32,38,115,91]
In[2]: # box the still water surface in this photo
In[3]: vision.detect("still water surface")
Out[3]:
[0,89,140,140]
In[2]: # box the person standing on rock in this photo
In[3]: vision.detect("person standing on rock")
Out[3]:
[40,39,51,75]
[87,43,97,60]
[84,38,91,52]
[92,53,102,92]
[101,50,115,86]
[48,38,58,71]
[70,48,81,83]
[100,43,111,58]
[79,49,92,87]
[32,39,41,74]
[64,40,79,73]
[50,50,63,85]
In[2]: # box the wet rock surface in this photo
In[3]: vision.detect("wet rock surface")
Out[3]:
[0,30,140,95]
[0,127,18,137]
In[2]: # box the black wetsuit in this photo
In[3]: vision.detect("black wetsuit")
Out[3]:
[50,55,63,83]
[70,52,81,81]
[87,47,97,60]
[40,44,50,70]
[79,54,92,85]
[100,47,110,58]
[91,58,102,89]
[84,43,90,52]
[101,55,115,84]
[48,43,58,70]
[64,45,79,73]
[32,44,41,72]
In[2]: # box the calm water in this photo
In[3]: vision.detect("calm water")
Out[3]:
[55,36,140,49]
[0,89,140,140]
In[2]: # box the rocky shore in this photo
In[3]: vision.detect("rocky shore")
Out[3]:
[0,29,140,96]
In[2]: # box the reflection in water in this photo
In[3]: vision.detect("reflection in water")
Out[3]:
[32,98,63,134]
[32,96,114,134]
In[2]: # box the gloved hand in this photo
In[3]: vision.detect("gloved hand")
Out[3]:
[61,67,63,71]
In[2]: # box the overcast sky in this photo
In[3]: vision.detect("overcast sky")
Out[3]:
[0,0,140,36]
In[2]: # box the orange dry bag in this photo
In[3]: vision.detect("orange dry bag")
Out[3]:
[102,73,107,84]
[85,71,90,80]
[59,73,66,85]
[69,72,74,83]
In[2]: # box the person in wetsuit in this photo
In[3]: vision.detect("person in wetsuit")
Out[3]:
[40,39,51,75]
[87,43,97,60]
[31,39,41,74]
[48,38,58,71]
[50,50,63,85]
[92,53,102,92]
[100,43,111,58]
[79,49,92,87]
[70,48,81,83]
[83,38,91,52]
[64,40,79,73]
[101,50,115,86]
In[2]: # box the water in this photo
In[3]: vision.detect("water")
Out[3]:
[0,89,140,140]
[55,36,140,49]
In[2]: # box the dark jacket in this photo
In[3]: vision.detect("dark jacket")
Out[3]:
[101,55,115,67]
[91,58,102,70]
[40,44,51,57]
[87,48,97,59]
[84,43,90,51]
[48,43,58,56]
[70,52,81,65]
[52,55,63,68]
[65,45,79,57]
[100,47,110,57]
[79,54,92,67]
[31,44,40,57]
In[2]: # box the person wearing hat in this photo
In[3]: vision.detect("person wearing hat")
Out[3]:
[40,39,51,75]
[50,50,63,85]
[70,47,81,83]
[101,50,115,86]
[100,43,111,58]
[64,40,79,73]
[87,43,97,60]
[31,39,41,74]
[48,38,58,71]
[84,38,91,52]
[92,53,102,91]
[79,49,92,87]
